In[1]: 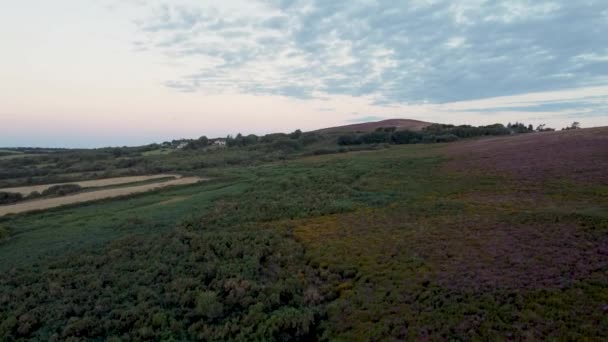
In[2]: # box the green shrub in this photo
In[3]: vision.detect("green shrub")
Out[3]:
[41,184,81,197]
[196,291,225,320]
[0,226,10,242]
[436,134,459,143]
[300,133,322,145]
[0,191,23,205]
[391,130,423,144]
[359,131,390,144]
[312,148,339,155]
[271,139,302,152]
[422,135,437,143]
[337,135,360,146]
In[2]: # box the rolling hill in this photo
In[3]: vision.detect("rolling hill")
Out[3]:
[315,118,432,133]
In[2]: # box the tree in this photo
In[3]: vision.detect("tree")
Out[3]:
[289,129,303,139]
[112,148,124,158]
[196,291,224,320]
[0,191,23,205]
[198,136,209,146]
[536,124,555,132]
[391,130,422,144]
[243,134,259,146]
[337,135,360,145]
[185,136,208,150]
[508,122,531,134]
[359,131,389,144]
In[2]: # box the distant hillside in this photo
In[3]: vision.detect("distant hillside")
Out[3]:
[316,119,432,133]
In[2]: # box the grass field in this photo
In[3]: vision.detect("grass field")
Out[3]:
[142,148,174,156]
[0,129,606,340]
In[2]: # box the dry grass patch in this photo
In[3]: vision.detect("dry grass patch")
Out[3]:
[0,177,204,216]
[0,174,181,196]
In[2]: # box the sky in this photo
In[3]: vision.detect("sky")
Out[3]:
[1,0,607,148]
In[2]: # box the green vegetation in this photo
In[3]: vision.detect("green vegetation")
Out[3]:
[41,184,82,197]
[337,123,522,146]
[0,126,606,340]
[0,192,23,205]
[0,225,10,243]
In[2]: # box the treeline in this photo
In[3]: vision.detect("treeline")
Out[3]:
[337,123,517,146]
[184,130,322,152]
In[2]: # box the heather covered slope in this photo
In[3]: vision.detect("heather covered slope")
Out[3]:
[445,126,608,184]
[1,128,607,340]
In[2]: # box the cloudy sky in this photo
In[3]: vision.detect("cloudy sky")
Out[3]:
[1,0,607,147]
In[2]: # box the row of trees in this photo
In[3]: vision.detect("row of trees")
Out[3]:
[182,130,321,152]
[507,122,534,133]
[337,121,584,147]
[338,123,514,146]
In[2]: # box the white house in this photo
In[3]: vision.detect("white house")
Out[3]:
[213,139,227,147]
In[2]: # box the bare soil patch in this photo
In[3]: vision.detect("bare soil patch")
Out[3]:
[0,177,204,216]
[443,127,608,184]
[0,174,181,196]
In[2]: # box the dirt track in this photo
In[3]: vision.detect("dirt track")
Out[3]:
[0,177,204,216]
[0,174,181,196]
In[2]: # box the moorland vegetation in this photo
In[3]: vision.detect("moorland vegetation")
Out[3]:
[0,121,604,341]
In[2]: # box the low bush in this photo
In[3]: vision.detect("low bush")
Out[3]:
[337,135,360,146]
[271,139,302,152]
[0,225,10,242]
[0,192,23,205]
[436,134,460,143]
[391,130,423,144]
[299,133,323,145]
[359,131,390,144]
[41,184,82,197]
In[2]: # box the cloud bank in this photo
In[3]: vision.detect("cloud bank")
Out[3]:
[131,0,608,106]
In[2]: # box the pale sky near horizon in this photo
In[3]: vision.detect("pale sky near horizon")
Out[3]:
[1,0,607,148]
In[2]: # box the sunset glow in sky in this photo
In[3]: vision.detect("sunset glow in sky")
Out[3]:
[1,0,607,147]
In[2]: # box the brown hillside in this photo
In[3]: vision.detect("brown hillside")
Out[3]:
[316,119,432,133]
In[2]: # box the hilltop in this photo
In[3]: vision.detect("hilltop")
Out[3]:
[315,118,432,133]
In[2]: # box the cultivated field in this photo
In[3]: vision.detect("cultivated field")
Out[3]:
[0,174,181,195]
[0,176,203,216]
